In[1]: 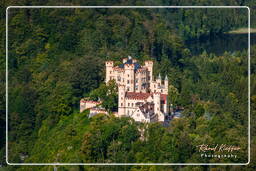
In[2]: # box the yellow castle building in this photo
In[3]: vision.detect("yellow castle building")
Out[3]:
[80,56,169,123]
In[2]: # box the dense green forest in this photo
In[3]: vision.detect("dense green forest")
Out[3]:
[1,0,256,170]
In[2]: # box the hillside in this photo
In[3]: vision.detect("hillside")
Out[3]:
[0,1,256,170]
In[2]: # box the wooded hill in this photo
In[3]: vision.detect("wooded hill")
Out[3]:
[0,0,256,170]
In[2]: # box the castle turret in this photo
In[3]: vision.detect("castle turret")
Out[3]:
[124,63,135,92]
[165,75,168,89]
[153,93,160,114]
[105,61,114,83]
[123,58,128,63]
[144,60,153,82]
[156,73,162,88]
[118,85,126,116]
[153,93,164,121]
[162,75,168,95]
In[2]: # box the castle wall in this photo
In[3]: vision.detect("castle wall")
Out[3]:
[135,69,148,93]
[131,109,150,123]
[150,81,168,94]
[80,100,102,113]
[90,108,108,114]
[124,98,145,116]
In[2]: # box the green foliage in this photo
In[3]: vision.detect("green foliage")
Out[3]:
[0,2,254,170]
[25,110,90,164]
[89,80,118,112]
[80,115,139,163]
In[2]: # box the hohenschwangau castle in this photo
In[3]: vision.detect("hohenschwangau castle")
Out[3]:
[80,56,169,123]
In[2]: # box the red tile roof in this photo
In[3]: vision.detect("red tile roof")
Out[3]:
[126,92,151,100]
[125,92,168,101]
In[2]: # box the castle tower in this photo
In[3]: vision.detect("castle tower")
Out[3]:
[164,75,169,94]
[124,63,135,92]
[153,93,160,114]
[156,73,162,88]
[144,60,153,82]
[118,85,126,116]
[163,95,168,114]
[165,75,168,88]
[105,61,114,83]
[153,93,164,121]
[123,58,128,63]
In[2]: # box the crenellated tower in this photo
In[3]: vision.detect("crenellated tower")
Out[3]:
[124,63,135,92]
[144,60,153,82]
[105,61,114,83]
[118,85,126,116]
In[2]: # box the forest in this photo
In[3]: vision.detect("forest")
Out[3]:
[0,0,256,171]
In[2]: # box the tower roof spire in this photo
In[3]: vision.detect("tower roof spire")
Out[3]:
[158,73,161,80]
[165,75,168,81]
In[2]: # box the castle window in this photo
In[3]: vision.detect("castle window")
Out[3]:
[127,80,129,84]
[128,110,130,115]
[135,79,138,83]
[117,76,121,82]
[128,74,129,77]
[121,103,123,106]
[132,103,134,107]
[110,71,112,74]
[128,103,130,107]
